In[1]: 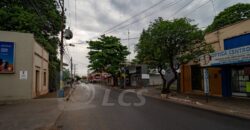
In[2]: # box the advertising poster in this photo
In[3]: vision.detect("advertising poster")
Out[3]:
[0,41,15,73]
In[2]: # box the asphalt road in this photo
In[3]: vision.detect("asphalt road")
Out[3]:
[56,83,250,130]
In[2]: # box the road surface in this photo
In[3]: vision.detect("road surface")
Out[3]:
[56,83,250,130]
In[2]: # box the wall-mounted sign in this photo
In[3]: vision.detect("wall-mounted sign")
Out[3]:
[20,71,28,80]
[200,45,250,66]
[0,41,15,73]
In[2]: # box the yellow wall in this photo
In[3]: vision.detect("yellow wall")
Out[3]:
[205,19,250,51]
[32,41,49,98]
[0,31,49,100]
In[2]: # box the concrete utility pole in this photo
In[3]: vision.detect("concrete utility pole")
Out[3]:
[58,0,73,97]
[128,28,130,62]
[74,64,76,78]
[70,57,73,88]
[59,0,65,97]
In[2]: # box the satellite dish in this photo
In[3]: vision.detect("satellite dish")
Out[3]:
[64,27,73,40]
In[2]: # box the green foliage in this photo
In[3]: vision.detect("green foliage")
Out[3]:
[63,69,70,81]
[87,35,130,77]
[75,75,81,81]
[0,0,64,90]
[136,17,212,92]
[206,3,250,33]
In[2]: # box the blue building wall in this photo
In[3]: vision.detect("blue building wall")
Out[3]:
[221,33,250,97]
[224,33,250,50]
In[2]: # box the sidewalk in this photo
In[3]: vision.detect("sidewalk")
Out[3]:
[0,86,74,130]
[0,98,62,130]
[139,87,250,120]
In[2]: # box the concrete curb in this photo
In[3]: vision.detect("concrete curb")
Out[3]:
[143,93,250,120]
[0,99,30,105]
[105,85,250,120]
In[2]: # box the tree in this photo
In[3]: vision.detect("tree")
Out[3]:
[87,35,130,86]
[136,17,212,93]
[63,69,70,81]
[0,0,64,91]
[75,75,81,81]
[205,3,250,33]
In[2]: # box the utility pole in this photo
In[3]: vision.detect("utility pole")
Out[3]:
[74,64,76,78]
[58,0,65,97]
[70,57,73,88]
[58,0,73,97]
[128,28,130,62]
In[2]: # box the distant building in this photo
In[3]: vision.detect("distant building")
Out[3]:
[126,64,149,87]
[148,69,162,86]
[0,31,49,100]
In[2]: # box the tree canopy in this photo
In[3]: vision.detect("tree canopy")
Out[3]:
[0,0,64,90]
[205,3,250,33]
[136,17,212,93]
[87,35,130,84]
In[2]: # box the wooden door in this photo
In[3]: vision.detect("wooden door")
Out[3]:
[209,68,222,96]
[181,65,192,93]
[35,70,40,97]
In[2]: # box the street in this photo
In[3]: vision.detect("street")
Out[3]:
[1,1,250,130]
[55,83,250,130]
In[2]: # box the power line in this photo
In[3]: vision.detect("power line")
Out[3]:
[120,37,140,41]
[25,0,45,22]
[67,0,71,27]
[105,0,183,35]
[74,0,77,33]
[103,0,168,34]
[85,0,182,40]
[117,0,217,44]
[183,0,211,16]
[210,0,217,17]
[108,0,193,37]
[168,0,194,19]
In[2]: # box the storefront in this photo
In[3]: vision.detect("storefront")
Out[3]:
[227,64,250,97]
[181,20,250,97]
[201,44,250,97]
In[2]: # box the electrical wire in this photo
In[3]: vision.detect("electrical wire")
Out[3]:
[168,0,194,19]
[183,0,211,16]
[112,0,194,39]
[118,0,223,40]
[103,0,168,34]
[105,0,183,35]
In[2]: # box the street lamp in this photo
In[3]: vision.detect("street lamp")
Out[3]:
[65,43,75,47]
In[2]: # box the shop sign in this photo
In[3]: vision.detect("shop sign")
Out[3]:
[200,45,250,66]
[0,41,15,73]
[203,68,209,94]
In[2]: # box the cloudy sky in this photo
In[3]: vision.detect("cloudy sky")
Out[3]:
[63,0,249,76]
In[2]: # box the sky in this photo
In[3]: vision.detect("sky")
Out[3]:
[63,0,249,76]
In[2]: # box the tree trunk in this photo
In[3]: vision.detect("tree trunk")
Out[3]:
[165,61,178,93]
[158,67,167,94]
[112,75,118,86]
